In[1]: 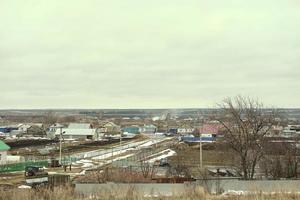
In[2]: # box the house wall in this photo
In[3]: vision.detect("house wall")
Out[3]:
[104,126,120,133]
[63,135,92,140]
[122,127,140,134]
[0,150,7,165]
[178,128,195,134]
[55,128,96,140]
[141,128,156,134]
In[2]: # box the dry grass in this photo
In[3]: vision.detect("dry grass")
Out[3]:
[0,173,24,186]
[1,186,300,200]
[170,143,235,166]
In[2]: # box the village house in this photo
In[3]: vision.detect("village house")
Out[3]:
[25,123,46,137]
[198,122,224,136]
[140,124,157,134]
[122,125,140,134]
[100,122,121,134]
[0,140,10,165]
[47,123,66,139]
[17,124,32,134]
[177,124,195,135]
[168,128,178,134]
[281,125,300,138]
[55,123,96,140]
[0,126,19,137]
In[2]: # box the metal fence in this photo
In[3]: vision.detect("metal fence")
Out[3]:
[0,160,48,173]
[61,156,79,165]
[0,155,82,173]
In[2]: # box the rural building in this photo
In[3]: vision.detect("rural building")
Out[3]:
[100,122,121,134]
[281,125,300,138]
[197,122,224,136]
[168,128,178,134]
[268,125,284,137]
[177,124,194,135]
[0,140,10,165]
[25,124,46,137]
[55,123,96,140]
[17,124,32,133]
[122,126,140,134]
[141,124,157,134]
[47,123,66,139]
[68,123,93,129]
[0,126,19,136]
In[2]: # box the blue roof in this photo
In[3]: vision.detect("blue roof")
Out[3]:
[181,136,216,143]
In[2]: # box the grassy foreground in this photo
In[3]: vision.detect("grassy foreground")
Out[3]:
[1,186,300,200]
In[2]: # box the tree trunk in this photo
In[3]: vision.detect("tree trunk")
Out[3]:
[241,157,248,180]
[250,157,257,179]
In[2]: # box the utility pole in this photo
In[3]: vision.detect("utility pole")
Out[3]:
[59,127,64,165]
[55,124,64,165]
[120,133,122,167]
[198,112,203,170]
[200,132,203,170]
[120,133,122,148]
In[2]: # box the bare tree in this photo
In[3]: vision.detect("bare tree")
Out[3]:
[215,96,277,180]
[43,111,58,127]
[140,160,157,179]
[139,152,157,179]
[167,154,191,178]
[260,142,300,179]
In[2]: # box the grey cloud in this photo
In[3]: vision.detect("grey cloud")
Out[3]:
[0,0,299,108]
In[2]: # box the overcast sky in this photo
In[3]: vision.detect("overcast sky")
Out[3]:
[0,0,299,109]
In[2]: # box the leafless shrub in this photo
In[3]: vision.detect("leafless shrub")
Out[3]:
[215,96,278,180]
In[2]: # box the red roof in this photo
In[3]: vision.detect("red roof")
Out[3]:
[199,123,224,134]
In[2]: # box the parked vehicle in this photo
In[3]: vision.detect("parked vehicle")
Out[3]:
[25,166,48,177]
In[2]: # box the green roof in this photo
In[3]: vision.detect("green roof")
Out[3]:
[0,140,10,151]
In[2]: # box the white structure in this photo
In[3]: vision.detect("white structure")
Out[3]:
[177,127,195,135]
[15,124,31,134]
[0,140,10,165]
[100,122,120,133]
[54,123,96,140]
[141,124,157,134]
[281,125,300,138]
[47,123,65,139]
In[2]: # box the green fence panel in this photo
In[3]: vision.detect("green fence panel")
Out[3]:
[60,156,79,165]
[0,160,48,173]
[0,157,81,172]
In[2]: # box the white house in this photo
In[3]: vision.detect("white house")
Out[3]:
[18,124,32,133]
[281,125,300,138]
[177,124,195,135]
[55,123,96,140]
[47,123,65,139]
[0,140,10,165]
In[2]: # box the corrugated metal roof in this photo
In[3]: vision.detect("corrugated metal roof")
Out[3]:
[144,124,157,128]
[0,140,10,151]
[103,122,118,127]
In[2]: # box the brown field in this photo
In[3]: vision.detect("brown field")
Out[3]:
[168,143,236,175]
